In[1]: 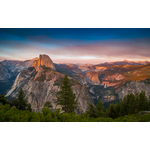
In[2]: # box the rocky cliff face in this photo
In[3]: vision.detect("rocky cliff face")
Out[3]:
[0,62,12,95]
[85,71,100,85]
[1,57,38,76]
[34,54,56,71]
[6,55,91,114]
[0,62,11,81]
[116,81,150,100]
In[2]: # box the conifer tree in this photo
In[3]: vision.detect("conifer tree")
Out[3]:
[0,95,10,105]
[87,102,97,118]
[57,75,76,113]
[27,103,32,112]
[12,88,28,111]
[137,91,148,112]
[128,93,136,114]
[44,101,53,109]
[108,103,117,119]
[115,102,120,118]
[96,99,105,117]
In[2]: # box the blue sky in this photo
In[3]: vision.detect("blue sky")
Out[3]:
[0,28,150,64]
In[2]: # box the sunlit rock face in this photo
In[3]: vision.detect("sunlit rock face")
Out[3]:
[1,58,38,77]
[86,71,100,85]
[34,54,56,71]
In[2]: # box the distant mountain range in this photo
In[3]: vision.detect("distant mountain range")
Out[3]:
[1,56,150,112]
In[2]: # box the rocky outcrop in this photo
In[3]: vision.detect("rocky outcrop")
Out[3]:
[0,62,13,95]
[116,81,150,100]
[0,62,11,81]
[86,71,100,85]
[34,54,56,71]
[6,55,91,114]
[95,66,107,72]
[1,57,38,76]
[101,81,121,87]
[103,73,125,81]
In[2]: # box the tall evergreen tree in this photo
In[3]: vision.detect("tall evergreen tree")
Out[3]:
[108,103,117,119]
[12,88,28,111]
[57,75,76,113]
[87,102,97,118]
[128,93,136,114]
[96,99,105,117]
[137,91,148,112]
[27,103,32,112]
[115,102,120,118]
[120,100,126,116]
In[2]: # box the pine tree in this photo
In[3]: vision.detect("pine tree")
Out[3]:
[57,75,76,113]
[87,102,97,118]
[128,93,136,114]
[96,99,105,117]
[27,103,32,112]
[137,91,148,112]
[12,88,28,111]
[120,100,126,116]
[108,103,117,119]
[0,95,10,105]
[44,101,53,109]
[115,102,120,118]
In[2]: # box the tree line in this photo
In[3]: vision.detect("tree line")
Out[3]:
[1,75,150,122]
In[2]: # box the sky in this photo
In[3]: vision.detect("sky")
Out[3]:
[0,28,150,64]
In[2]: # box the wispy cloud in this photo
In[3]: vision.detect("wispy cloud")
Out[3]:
[0,29,150,64]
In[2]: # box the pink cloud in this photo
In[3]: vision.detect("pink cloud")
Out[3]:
[1,38,150,64]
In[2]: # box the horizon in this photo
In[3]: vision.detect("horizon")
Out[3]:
[0,55,149,65]
[0,28,150,64]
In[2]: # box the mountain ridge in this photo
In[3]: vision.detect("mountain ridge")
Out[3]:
[2,55,150,109]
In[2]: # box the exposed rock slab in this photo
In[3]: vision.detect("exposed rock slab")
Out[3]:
[34,54,56,71]
[116,81,150,100]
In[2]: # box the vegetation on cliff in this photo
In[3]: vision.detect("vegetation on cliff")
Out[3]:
[12,88,32,111]
[1,90,150,122]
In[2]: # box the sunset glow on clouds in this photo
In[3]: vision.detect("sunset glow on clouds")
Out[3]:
[0,28,150,64]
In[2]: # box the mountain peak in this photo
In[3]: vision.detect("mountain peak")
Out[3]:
[123,59,130,62]
[34,54,56,71]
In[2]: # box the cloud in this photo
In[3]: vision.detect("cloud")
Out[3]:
[0,33,150,64]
